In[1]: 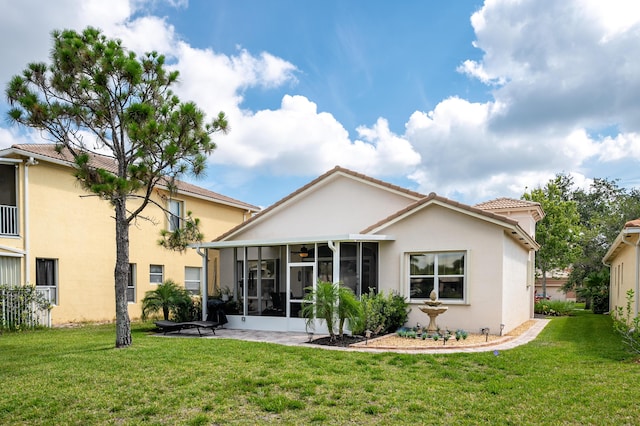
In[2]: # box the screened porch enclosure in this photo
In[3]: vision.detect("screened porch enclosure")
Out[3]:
[211,241,378,322]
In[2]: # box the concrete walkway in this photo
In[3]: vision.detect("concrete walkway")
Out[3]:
[158,318,550,354]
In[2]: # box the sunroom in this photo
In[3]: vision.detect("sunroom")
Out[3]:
[196,235,391,332]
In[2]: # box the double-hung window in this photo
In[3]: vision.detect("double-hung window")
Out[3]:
[184,267,201,295]
[409,251,466,301]
[36,258,58,304]
[167,199,183,232]
[150,264,164,284]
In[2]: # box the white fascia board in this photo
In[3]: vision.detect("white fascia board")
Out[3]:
[603,227,640,264]
[0,157,23,164]
[190,233,395,249]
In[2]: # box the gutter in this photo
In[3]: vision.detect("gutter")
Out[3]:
[196,245,208,321]
[24,157,38,283]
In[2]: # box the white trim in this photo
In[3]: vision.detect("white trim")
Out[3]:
[367,199,539,251]
[0,245,25,256]
[192,234,395,249]
[0,158,22,164]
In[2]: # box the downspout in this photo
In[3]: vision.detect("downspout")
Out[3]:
[620,231,640,316]
[23,157,38,284]
[196,246,208,321]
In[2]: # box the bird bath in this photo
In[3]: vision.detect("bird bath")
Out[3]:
[419,290,448,333]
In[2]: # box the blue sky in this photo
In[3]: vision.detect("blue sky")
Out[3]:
[1,0,640,208]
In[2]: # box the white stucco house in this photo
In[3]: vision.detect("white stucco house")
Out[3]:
[193,166,544,335]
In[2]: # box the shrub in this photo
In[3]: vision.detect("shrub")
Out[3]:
[534,300,576,316]
[141,279,194,321]
[0,284,51,331]
[173,294,202,322]
[352,289,409,336]
[613,289,640,355]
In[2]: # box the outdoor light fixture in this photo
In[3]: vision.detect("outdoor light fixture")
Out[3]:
[481,327,490,342]
[299,246,309,258]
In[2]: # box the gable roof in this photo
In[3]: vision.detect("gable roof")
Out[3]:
[213,166,425,242]
[0,144,259,212]
[363,192,539,250]
[212,166,538,251]
[475,197,545,222]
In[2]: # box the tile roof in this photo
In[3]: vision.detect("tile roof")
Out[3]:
[624,219,640,228]
[7,144,259,211]
[474,197,541,211]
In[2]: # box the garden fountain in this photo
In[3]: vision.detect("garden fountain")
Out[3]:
[419,290,448,333]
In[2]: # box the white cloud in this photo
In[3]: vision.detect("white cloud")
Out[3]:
[210,95,420,176]
[3,0,640,207]
[598,133,640,161]
[408,0,640,202]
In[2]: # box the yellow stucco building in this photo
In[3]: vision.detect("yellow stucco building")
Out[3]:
[0,144,259,324]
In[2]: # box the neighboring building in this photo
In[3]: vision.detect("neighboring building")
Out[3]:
[0,144,259,324]
[533,269,576,301]
[194,167,543,335]
[603,219,640,317]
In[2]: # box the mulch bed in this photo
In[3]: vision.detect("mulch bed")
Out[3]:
[308,334,367,347]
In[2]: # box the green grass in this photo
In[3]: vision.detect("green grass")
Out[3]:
[1,312,639,425]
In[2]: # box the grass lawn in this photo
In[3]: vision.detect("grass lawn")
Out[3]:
[1,311,639,425]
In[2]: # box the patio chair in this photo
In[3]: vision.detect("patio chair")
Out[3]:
[154,320,218,336]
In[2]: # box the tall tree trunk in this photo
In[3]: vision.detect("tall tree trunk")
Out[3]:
[114,197,132,348]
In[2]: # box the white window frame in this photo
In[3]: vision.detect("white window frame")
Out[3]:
[408,251,467,303]
[184,266,201,295]
[149,264,164,285]
[167,199,184,232]
[36,257,58,305]
[127,263,136,303]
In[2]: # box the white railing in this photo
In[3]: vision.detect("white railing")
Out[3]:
[0,205,19,236]
[0,287,51,330]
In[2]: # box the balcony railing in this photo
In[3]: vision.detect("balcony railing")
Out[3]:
[0,205,18,236]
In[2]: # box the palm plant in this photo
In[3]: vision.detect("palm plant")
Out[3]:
[577,269,610,313]
[301,280,362,341]
[141,279,192,321]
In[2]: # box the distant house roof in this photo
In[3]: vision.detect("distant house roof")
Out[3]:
[475,197,545,222]
[1,144,259,212]
[625,218,640,228]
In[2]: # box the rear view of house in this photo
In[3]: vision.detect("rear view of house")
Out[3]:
[0,144,258,325]
[194,167,543,335]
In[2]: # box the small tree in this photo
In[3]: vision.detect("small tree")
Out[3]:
[301,280,362,341]
[6,27,227,347]
[523,177,583,298]
[141,280,192,321]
